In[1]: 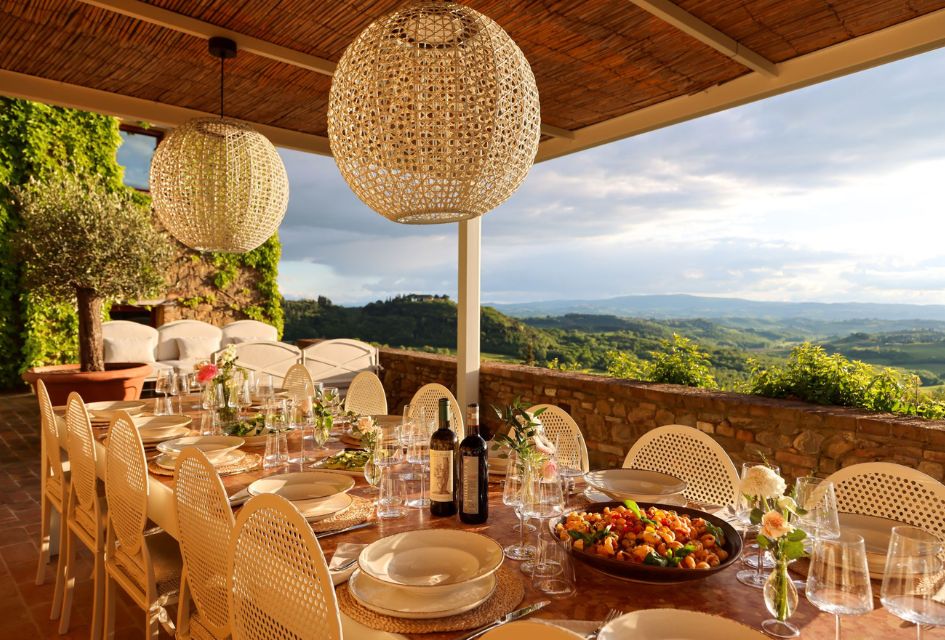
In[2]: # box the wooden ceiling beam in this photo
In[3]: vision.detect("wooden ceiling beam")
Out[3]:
[0,69,332,155]
[77,0,576,140]
[78,0,337,76]
[536,7,945,163]
[629,0,778,76]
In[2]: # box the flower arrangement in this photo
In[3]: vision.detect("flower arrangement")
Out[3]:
[491,398,551,468]
[741,465,808,632]
[196,345,243,424]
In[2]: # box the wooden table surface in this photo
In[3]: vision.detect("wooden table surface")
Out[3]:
[126,398,945,638]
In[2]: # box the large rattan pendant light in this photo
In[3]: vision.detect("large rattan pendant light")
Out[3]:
[328,1,541,224]
[150,37,289,252]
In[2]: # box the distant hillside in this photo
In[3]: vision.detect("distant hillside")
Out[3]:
[490,294,945,324]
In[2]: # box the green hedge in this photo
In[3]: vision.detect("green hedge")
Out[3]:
[0,98,284,387]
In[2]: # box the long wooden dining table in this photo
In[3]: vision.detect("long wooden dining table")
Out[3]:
[79,397,942,639]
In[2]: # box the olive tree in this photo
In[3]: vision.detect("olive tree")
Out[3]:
[15,174,173,371]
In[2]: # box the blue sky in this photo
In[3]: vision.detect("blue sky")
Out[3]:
[122,47,945,307]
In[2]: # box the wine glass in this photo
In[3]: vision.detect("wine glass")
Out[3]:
[806,532,874,639]
[881,526,945,639]
[554,432,587,502]
[502,452,535,561]
[795,477,840,541]
[522,461,565,577]
[363,450,382,501]
[737,461,781,588]
[405,408,431,509]
[375,424,404,468]
[154,370,170,416]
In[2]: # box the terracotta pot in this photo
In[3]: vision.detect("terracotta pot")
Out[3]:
[22,362,153,405]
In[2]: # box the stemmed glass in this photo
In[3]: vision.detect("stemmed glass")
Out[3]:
[792,477,840,588]
[881,526,945,639]
[737,461,781,588]
[522,461,565,577]
[805,532,874,639]
[362,450,383,501]
[405,406,431,509]
[154,370,171,416]
[502,452,535,561]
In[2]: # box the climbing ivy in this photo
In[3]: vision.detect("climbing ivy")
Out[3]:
[0,98,126,387]
[206,234,284,337]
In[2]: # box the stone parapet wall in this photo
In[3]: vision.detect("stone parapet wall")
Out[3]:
[379,347,945,482]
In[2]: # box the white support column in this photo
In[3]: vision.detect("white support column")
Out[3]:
[456,218,481,413]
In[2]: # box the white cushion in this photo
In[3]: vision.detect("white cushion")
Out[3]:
[176,337,219,361]
[104,337,155,363]
[224,335,271,345]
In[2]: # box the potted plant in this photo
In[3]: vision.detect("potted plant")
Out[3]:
[17,174,173,404]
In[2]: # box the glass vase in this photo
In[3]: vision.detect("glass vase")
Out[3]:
[762,557,800,638]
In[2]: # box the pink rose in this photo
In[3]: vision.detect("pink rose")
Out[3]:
[542,459,558,479]
[196,363,218,384]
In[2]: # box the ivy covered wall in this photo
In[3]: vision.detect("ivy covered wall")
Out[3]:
[0,98,284,388]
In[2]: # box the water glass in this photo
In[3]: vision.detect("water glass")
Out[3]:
[881,526,945,639]
[522,463,565,577]
[375,424,404,467]
[806,532,874,639]
[405,410,431,509]
[199,410,220,436]
[532,533,577,598]
[554,432,587,499]
[377,467,407,519]
[263,430,288,469]
[154,370,171,415]
[258,373,274,403]
[363,455,382,493]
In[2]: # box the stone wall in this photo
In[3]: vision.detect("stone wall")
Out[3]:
[379,347,945,482]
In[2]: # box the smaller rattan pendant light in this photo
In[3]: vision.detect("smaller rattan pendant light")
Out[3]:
[328,1,541,224]
[150,38,289,253]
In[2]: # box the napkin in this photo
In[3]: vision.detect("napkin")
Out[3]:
[330,543,365,586]
[228,488,251,507]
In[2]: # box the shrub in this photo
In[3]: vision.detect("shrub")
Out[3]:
[607,333,717,389]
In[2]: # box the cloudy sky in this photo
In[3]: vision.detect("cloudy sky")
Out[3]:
[155,46,945,307]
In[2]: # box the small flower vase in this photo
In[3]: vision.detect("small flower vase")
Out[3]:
[761,557,800,638]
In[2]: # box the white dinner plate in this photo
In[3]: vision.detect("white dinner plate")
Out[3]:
[600,609,767,640]
[247,470,355,500]
[156,449,245,471]
[86,400,146,420]
[296,492,353,522]
[157,435,244,463]
[348,569,496,620]
[134,414,192,430]
[477,621,583,639]
[838,512,907,579]
[139,424,193,444]
[583,486,686,506]
[585,469,687,503]
[358,529,504,591]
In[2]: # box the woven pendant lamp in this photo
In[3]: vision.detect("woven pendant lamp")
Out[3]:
[328,1,541,224]
[150,38,288,252]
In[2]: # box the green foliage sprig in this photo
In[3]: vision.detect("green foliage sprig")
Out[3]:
[606,333,717,389]
[492,398,547,466]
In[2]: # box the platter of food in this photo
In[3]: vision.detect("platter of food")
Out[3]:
[554,501,742,583]
[312,449,370,476]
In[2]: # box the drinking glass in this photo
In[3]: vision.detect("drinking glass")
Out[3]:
[322,387,340,416]
[881,526,945,639]
[154,370,171,416]
[405,407,431,509]
[502,452,535,561]
[806,532,874,639]
[265,399,288,434]
[532,532,577,598]
[263,430,288,469]
[737,461,781,587]
[522,462,565,577]
[795,477,840,541]
[554,432,587,500]
[199,409,220,436]
[377,467,407,519]
[363,453,382,498]
[375,424,404,468]
[258,373,274,403]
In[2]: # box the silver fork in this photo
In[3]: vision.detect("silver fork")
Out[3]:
[585,608,623,639]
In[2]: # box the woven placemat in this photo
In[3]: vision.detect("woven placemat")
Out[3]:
[148,452,262,477]
[337,565,524,634]
[310,495,374,533]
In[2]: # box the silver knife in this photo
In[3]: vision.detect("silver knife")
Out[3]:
[455,600,550,640]
[315,521,375,539]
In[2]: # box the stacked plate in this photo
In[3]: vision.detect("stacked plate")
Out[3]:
[837,512,906,579]
[135,414,193,445]
[584,469,687,506]
[155,435,245,470]
[86,400,146,424]
[350,530,504,619]
[600,609,767,639]
[247,471,355,521]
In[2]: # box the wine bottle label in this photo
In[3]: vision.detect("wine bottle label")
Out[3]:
[429,449,454,502]
[462,455,479,515]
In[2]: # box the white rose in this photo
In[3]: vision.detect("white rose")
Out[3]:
[740,465,787,500]
[760,509,793,539]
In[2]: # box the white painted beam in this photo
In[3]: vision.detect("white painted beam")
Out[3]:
[456,218,481,413]
[0,69,332,155]
[537,7,945,163]
[77,0,337,76]
[630,0,778,76]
